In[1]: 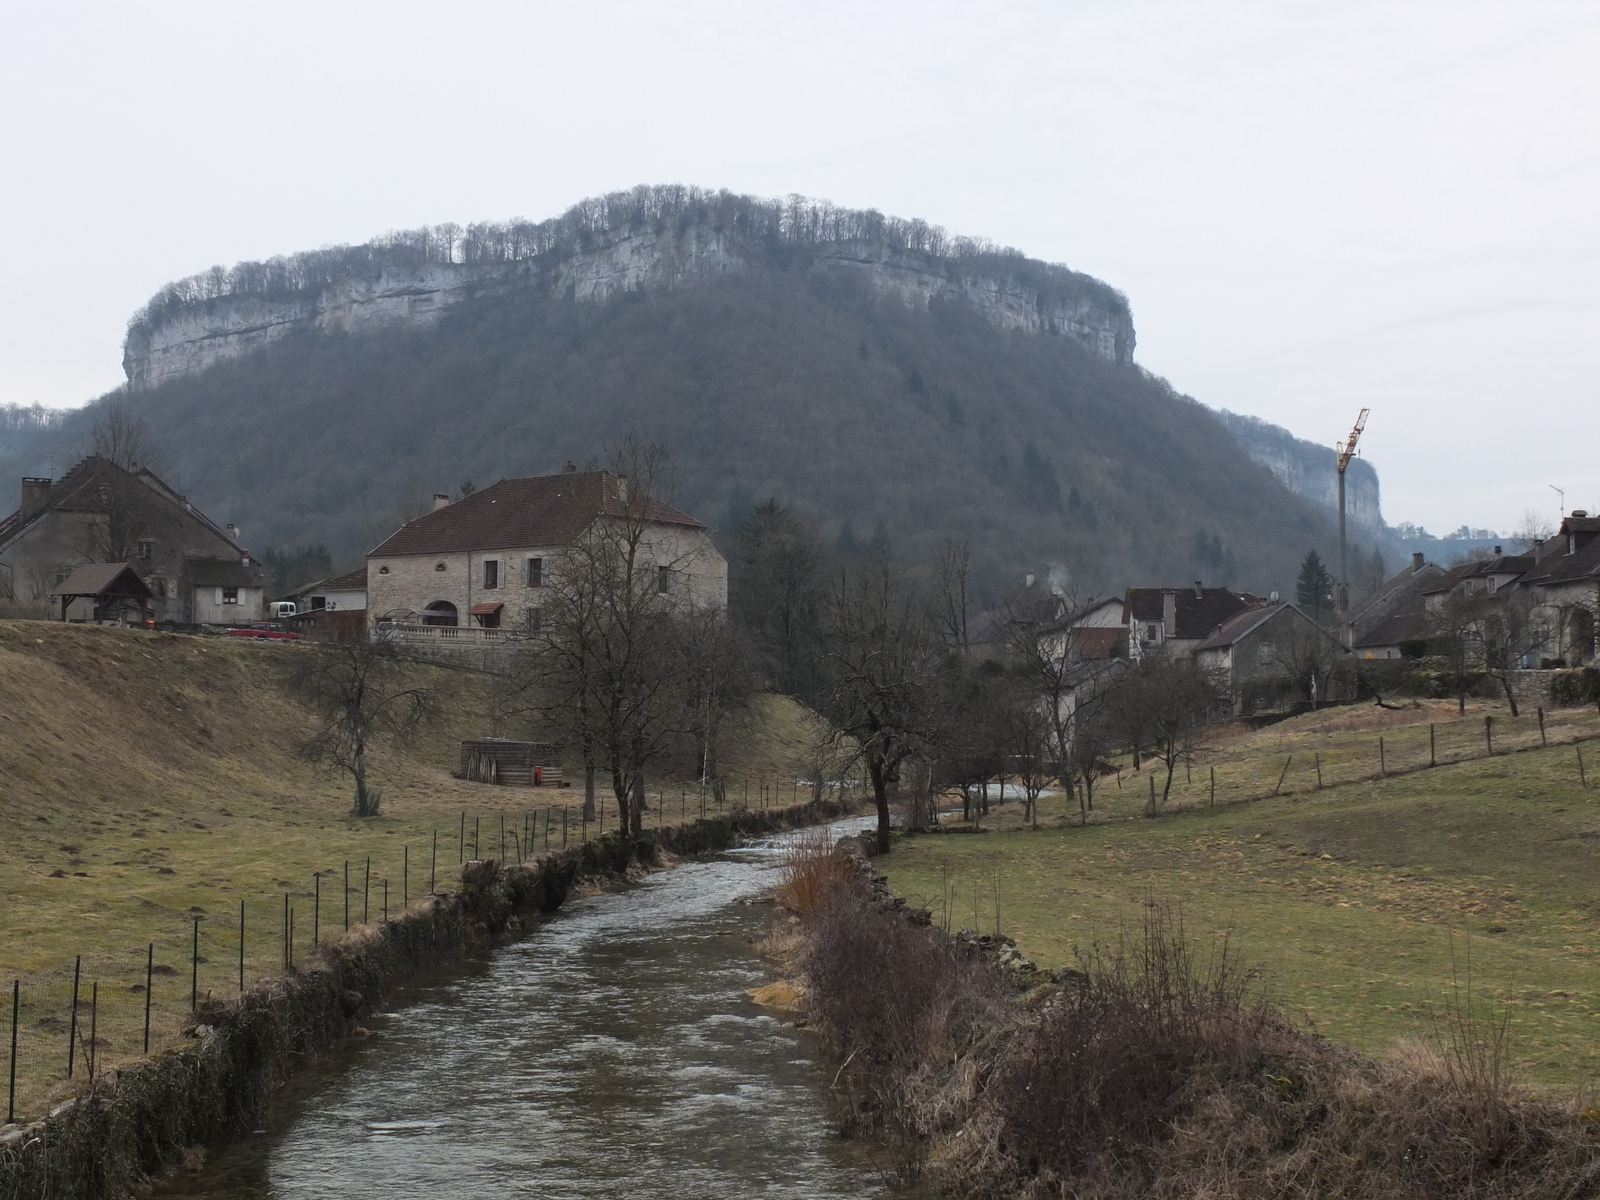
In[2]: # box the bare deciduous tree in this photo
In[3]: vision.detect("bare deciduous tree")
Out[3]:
[292,640,437,816]
[527,439,705,835]
[816,556,944,854]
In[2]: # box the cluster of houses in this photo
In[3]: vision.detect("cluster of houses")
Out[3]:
[0,456,728,641]
[1014,512,1599,718]
[4,454,1594,717]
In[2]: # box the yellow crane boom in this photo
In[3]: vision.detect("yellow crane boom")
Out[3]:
[1336,407,1369,473]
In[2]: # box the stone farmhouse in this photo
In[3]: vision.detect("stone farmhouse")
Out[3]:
[366,467,726,648]
[0,455,264,625]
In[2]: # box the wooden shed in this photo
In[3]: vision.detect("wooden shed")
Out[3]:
[459,739,562,787]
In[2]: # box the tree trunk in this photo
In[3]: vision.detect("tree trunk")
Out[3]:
[1499,674,1520,718]
[868,754,892,855]
[631,771,646,836]
[583,760,597,821]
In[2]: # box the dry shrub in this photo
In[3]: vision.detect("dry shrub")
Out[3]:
[773,827,856,916]
[981,903,1292,1189]
[796,889,1600,1199]
[801,884,1011,1118]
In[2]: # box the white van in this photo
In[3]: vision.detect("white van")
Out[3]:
[269,601,298,619]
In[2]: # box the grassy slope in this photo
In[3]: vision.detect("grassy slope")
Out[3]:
[0,622,821,1119]
[881,700,1600,1090]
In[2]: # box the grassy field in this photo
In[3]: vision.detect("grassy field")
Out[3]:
[880,698,1600,1091]
[0,621,822,1121]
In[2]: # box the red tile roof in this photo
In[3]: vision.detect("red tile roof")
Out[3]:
[369,471,702,557]
[1125,586,1256,641]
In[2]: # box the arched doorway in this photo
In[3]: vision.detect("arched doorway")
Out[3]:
[423,600,458,627]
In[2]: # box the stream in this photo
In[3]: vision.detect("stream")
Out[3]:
[156,818,895,1199]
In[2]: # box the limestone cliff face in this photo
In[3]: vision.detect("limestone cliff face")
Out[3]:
[1214,409,1385,531]
[123,202,1135,389]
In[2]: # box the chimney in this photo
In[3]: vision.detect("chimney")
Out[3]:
[226,523,240,542]
[1162,590,1177,638]
[1193,580,1203,599]
[1411,551,1425,571]
[1025,572,1035,588]
[562,461,578,473]
[616,475,629,503]
[432,493,450,512]
[20,478,51,523]
[1575,510,1590,519]
[1493,545,1502,558]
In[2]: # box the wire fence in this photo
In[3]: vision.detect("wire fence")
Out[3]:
[2,774,856,1126]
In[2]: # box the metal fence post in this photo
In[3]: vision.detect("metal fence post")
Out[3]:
[239,899,246,992]
[67,955,80,1077]
[9,978,19,1122]
[431,832,437,894]
[364,859,370,923]
[87,982,98,1082]
[143,943,153,1053]
[313,872,321,948]
[343,861,349,932]
[191,917,201,1010]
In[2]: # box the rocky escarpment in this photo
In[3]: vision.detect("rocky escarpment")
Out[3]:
[1215,408,1386,533]
[123,187,1135,389]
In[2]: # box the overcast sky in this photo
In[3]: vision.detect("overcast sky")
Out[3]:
[2,1,1595,535]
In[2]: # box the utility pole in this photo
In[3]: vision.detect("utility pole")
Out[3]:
[1335,407,1369,640]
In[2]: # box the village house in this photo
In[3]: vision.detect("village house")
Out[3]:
[366,468,726,648]
[1195,602,1350,715]
[1347,552,1445,659]
[1123,583,1259,660]
[0,456,264,625]
[288,566,368,614]
[1522,512,1600,667]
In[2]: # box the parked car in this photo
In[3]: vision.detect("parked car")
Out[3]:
[225,623,304,641]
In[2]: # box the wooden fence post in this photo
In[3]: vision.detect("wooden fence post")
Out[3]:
[1209,766,1216,807]
[1538,707,1547,746]
[1430,723,1436,768]
[1379,737,1386,777]
[1485,715,1494,756]
[1275,755,1293,796]
[1315,753,1323,789]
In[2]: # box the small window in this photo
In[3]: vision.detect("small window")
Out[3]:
[222,587,240,605]
[524,607,542,634]
[483,560,499,589]
[525,557,543,588]
[1257,641,1275,665]
[657,565,672,595]
[311,596,326,610]
[136,538,154,562]
[1145,623,1159,641]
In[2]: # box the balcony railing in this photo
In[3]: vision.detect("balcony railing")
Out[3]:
[386,622,522,646]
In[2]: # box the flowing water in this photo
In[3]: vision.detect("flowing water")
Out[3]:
[157,819,897,1199]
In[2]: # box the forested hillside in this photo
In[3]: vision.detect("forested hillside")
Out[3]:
[5,275,1360,602]
[0,188,1382,603]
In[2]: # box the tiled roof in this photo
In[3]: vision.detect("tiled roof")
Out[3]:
[1353,609,1428,649]
[1195,604,1278,651]
[51,562,151,598]
[1,456,244,553]
[186,558,263,588]
[322,566,368,591]
[1525,539,1600,587]
[369,472,702,558]
[1126,586,1256,640]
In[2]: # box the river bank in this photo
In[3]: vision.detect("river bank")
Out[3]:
[0,798,859,1200]
[781,836,1600,1199]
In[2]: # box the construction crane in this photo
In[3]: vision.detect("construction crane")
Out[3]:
[1334,407,1370,633]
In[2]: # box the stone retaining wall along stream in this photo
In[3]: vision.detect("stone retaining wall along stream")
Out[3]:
[0,798,857,1200]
